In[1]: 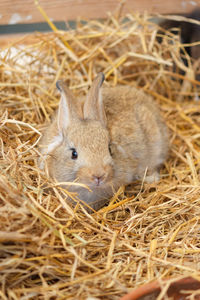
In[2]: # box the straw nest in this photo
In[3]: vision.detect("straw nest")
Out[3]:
[1,8,200,300]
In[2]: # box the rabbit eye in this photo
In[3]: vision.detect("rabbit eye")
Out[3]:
[70,148,78,160]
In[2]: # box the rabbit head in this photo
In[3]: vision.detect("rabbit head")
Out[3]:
[41,73,114,192]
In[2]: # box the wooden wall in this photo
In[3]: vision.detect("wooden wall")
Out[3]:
[0,0,200,25]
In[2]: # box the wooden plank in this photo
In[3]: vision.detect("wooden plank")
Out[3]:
[0,0,200,25]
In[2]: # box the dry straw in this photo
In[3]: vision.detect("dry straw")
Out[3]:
[0,6,200,300]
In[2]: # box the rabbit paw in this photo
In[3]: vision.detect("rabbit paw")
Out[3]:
[145,171,160,183]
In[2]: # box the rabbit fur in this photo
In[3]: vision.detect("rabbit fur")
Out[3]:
[39,73,169,210]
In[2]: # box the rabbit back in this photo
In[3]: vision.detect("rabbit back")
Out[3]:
[102,86,169,184]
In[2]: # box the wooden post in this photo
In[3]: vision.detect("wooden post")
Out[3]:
[0,0,200,25]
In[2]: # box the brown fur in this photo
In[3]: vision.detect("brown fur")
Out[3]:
[39,73,169,210]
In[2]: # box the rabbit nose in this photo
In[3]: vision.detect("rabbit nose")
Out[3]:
[92,174,105,186]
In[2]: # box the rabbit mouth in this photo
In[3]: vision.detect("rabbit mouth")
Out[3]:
[86,180,108,188]
[91,181,106,188]
[80,177,112,189]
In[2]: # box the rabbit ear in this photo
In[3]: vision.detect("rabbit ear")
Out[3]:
[83,73,106,126]
[56,80,78,133]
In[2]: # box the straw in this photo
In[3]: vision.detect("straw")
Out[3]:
[0,9,200,299]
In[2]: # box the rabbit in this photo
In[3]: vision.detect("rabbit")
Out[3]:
[38,73,169,211]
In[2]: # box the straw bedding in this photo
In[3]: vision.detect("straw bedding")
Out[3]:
[1,9,200,300]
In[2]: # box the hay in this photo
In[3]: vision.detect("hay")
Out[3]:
[1,9,200,300]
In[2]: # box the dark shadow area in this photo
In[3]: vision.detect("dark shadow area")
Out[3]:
[0,21,72,35]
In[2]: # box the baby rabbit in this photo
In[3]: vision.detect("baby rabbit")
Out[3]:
[39,73,169,210]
